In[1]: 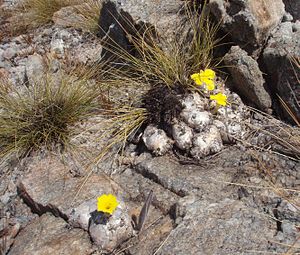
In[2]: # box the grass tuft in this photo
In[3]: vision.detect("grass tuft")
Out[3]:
[100,2,221,91]
[0,72,100,160]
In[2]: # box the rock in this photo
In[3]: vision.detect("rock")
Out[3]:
[88,201,133,252]
[2,46,18,60]
[135,151,242,198]
[17,154,120,221]
[208,0,285,53]
[0,219,20,255]
[51,38,65,58]
[224,45,272,111]
[52,4,100,31]
[180,108,211,131]
[190,125,223,159]
[9,65,26,86]
[8,214,94,255]
[114,167,180,214]
[142,125,173,155]
[283,0,300,21]
[172,120,193,150]
[52,6,83,29]
[263,21,300,123]
[25,54,46,85]
[158,198,278,254]
[97,0,186,57]
[0,48,4,62]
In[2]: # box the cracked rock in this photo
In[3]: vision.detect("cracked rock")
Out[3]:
[8,214,94,255]
[17,154,119,220]
[25,54,46,85]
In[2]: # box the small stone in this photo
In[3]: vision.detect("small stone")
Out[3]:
[191,125,223,159]
[172,121,193,150]
[25,54,46,85]
[181,93,208,110]
[181,108,211,131]
[51,38,65,58]
[142,125,173,155]
[2,47,18,60]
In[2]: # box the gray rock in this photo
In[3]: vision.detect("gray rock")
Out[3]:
[0,219,20,255]
[114,167,180,214]
[135,151,243,198]
[224,45,272,111]
[172,120,193,150]
[17,155,120,220]
[190,125,223,159]
[9,65,26,86]
[0,48,4,62]
[180,108,211,131]
[283,0,300,21]
[263,21,300,122]
[142,125,173,155]
[8,214,94,255]
[208,0,285,53]
[97,0,186,58]
[157,198,278,254]
[2,46,18,60]
[25,54,46,85]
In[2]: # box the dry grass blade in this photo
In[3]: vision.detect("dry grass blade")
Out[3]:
[0,73,100,161]
[246,107,300,160]
[137,190,153,232]
[98,1,221,90]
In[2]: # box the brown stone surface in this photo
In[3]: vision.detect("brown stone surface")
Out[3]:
[8,214,94,255]
[17,155,119,218]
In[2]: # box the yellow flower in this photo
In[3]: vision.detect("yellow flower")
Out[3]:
[97,194,119,215]
[210,93,227,106]
[190,69,216,91]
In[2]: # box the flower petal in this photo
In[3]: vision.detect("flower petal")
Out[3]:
[97,194,119,215]
[210,93,227,106]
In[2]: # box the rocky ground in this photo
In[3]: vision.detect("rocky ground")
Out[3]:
[0,0,299,254]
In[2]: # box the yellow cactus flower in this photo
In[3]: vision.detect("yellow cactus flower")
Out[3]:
[190,69,216,91]
[210,93,227,106]
[97,194,119,215]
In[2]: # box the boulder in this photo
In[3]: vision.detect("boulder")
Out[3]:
[224,45,272,111]
[263,21,300,123]
[208,0,285,54]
